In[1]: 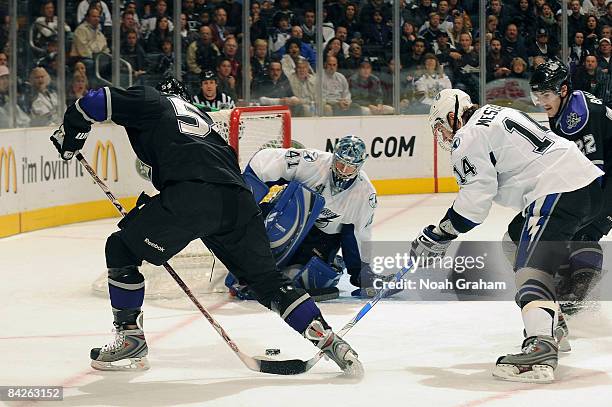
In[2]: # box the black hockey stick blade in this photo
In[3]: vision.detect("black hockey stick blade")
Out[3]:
[257,358,309,375]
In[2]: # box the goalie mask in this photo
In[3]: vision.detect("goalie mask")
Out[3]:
[331,135,368,192]
[156,77,192,102]
[428,89,473,151]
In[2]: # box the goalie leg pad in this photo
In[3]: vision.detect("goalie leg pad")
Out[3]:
[271,285,322,334]
[287,256,342,290]
[264,181,325,267]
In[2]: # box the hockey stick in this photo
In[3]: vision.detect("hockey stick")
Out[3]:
[74,150,312,375]
[285,261,417,373]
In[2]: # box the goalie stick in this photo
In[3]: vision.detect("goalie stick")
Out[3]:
[73,150,314,375]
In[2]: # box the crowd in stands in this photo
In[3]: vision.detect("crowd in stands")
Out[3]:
[0,0,611,128]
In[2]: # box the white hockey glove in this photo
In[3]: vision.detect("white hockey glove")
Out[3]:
[410,225,457,259]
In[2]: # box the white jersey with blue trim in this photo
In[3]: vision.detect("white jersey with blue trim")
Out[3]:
[450,104,603,226]
[247,148,377,262]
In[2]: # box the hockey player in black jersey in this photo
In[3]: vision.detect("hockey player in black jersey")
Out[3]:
[50,78,361,374]
[525,60,612,312]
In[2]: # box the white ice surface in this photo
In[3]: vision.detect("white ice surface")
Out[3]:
[1,193,612,407]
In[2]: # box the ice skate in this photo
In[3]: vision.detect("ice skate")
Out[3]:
[305,319,364,378]
[555,312,571,352]
[90,313,150,371]
[492,335,558,383]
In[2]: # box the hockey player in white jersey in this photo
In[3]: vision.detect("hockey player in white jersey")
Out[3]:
[242,135,377,297]
[410,89,604,383]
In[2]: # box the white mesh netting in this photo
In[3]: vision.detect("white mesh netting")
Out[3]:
[91,107,290,303]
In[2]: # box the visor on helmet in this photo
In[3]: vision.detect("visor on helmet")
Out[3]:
[530,90,558,106]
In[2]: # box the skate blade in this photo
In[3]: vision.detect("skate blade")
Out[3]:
[91,356,150,371]
[341,352,364,379]
[557,336,572,353]
[492,363,554,383]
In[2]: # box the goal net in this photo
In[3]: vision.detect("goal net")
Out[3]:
[91,106,291,301]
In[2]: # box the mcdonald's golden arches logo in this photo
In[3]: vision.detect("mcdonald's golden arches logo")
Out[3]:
[0,146,17,194]
[93,140,118,182]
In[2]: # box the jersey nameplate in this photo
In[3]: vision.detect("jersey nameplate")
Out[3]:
[475,105,503,127]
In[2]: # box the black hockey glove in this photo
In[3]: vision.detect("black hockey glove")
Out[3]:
[51,104,92,160]
[410,225,457,259]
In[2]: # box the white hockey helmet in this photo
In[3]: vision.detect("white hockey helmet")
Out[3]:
[428,89,473,151]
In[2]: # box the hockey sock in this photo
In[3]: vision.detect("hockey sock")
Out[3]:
[108,266,145,326]
[271,285,323,334]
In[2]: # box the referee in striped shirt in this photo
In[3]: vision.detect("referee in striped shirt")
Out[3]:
[192,70,236,110]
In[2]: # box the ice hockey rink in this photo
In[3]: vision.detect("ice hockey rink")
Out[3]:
[2,193,612,407]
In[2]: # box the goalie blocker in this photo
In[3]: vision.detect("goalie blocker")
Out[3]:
[226,178,342,301]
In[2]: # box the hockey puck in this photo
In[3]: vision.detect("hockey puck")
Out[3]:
[265,348,281,356]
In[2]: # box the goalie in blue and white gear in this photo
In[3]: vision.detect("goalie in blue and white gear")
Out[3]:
[228,135,377,299]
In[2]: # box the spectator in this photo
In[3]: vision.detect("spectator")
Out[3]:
[73,60,87,77]
[70,8,109,74]
[602,25,611,41]
[403,38,427,72]
[277,26,317,69]
[508,57,528,79]
[573,54,608,97]
[29,67,59,126]
[147,16,173,53]
[568,0,587,40]
[484,15,501,45]
[192,70,235,110]
[450,13,466,48]
[450,32,479,103]
[502,23,528,62]
[339,3,362,42]
[268,13,291,53]
[586,0,608,19]
[363,11,392,47]
[536,3,558,41]
[250,1,268,42]
[120,10,140,43]
[253,61,299,109]
[601,3,612,28]
[323,38,347,68]
[486,37,512,81]
[400,21,417,59]
[77,0,111,28]
[179,13,199,52]
[406,0,435,29]
[513,0,537,38]
[487,0,510,34]
[183,0,200,32]
[326,0,349,23]
[121,29,147,78]
[414,53,452,111]
[322,55,361,116]
[153,39,175,76]
[273,0,297,26]
[33,1,71,50]
[599,37,611,74]
[584,15,601,51]
[281,38,313,78]
[419,12,446,50]
[570,31,589,68]
[0,52,7,66]
[216,57,239,101]
[66,72,89,106]
[124,1,141,26]
[434,31,456,73]
[528,28,558,63]
[349,58,393,115]
[342,42,366,77]
[0,66,30,128]
[325,26,350,58]
[252,39,271,81]
[220,36,241,79]
[378,57,416,109]
[437,0,454,32]
[301,9,317,45]
[287,58,317,117]
[141,0,173,39]
[211,6,235,49]
[187,25,220,75]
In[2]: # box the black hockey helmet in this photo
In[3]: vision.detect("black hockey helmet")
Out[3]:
[200,70,217,83]
[156,77,192,102]
[529,59,569,94]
